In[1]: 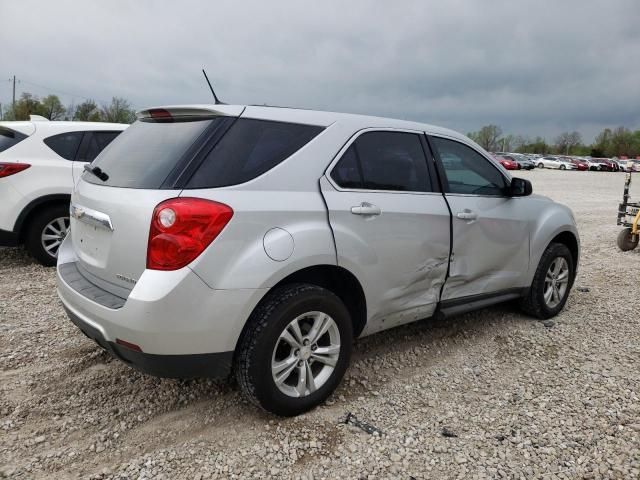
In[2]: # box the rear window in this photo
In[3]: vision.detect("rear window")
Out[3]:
[0,128,28,153]
[85,117,217,188]
[185,119,323,188]
[44,132,84,160]
[85,116,323,189]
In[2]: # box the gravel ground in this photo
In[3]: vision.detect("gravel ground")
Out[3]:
[1,170,639,479]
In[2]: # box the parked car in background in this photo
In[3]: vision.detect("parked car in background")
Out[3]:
[536,156,577,170]
[506,153,536,170]
[494,155,519,170]
[625,160,640,172]
[561,157,588,171]
[57,104,580,416]
[0,116,127,265]
[590,158,617,172]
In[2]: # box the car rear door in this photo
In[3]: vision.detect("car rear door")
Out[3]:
[428,135,530,301]
[321,129,451,335]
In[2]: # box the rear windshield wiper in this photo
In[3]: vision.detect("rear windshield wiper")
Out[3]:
[83,164,109,182]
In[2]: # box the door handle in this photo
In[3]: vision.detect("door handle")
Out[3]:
[456,210,478,221]
[351,203,381,216]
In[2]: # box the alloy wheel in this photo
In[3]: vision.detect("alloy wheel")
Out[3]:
[543,257,569,308]
[271,311,341,398]
[41,216,69,259]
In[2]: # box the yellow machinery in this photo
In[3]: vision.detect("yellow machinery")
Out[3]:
[617,172,640,251]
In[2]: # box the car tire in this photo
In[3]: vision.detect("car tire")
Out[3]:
[559,165,566,170]
[24,204,70,267]
[236,283,353,416]
[617,227,639,251]
[520,243,575,320]
[537,163,544,168]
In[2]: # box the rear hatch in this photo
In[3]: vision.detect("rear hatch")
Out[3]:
[70,105,244,295]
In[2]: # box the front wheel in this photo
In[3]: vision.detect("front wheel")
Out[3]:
[236,284,353,416]
[559,165,566,170]
[537,163,545,168]
[521,243,575,319]
[617,228,639,251]
[24,204,70,267]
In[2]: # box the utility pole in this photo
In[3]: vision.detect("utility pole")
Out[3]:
[12,75,16,113]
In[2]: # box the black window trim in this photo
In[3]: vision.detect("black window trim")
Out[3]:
[43,131,85,161]
[326,127,441,195]
[426,134,511,198]
[75,130,123,163]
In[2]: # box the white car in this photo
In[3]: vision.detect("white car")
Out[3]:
[536,156,576,170]
[0,116,127,265]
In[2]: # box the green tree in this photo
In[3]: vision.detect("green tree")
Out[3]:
[100,97,136,123]
[9,92,44,120]
[468,125,503,151]
[609,127,633,157]
[593,128,613,157]
[554,131,582,155]
[73,99,101,121]
[40,95,66,120]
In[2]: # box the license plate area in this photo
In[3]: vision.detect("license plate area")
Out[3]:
[71,217,113,268]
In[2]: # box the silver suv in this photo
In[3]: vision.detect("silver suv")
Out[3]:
[57,105,579,416]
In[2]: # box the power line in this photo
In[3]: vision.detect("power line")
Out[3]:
[4,77,117,106]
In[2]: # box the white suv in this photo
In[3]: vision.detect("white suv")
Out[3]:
[57,105,579,416]
[0,116,126,265]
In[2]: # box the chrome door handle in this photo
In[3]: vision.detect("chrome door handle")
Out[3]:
[351,203,381,216]
[456,211,478,221]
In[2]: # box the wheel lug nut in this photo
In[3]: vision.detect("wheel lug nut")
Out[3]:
[298,361,303,367]
[294,350,299,356]
[311,344,317,351]
[303,339,310,346]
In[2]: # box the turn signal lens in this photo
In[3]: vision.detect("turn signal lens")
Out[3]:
[147,198,233,271]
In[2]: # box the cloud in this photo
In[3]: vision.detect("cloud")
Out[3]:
[1,0,639,141]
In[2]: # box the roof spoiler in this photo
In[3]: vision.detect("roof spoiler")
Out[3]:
[29,115,49,122]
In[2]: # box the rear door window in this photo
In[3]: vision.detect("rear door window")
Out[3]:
[77,131,122,162]
[43,132,84,160]
[0,128,28,153]
[186,119,323,188]
[330,131,432,192]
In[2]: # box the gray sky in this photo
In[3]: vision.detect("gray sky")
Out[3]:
[2,0,639,141]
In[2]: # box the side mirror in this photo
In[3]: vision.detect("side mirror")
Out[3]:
[509,177,533,197]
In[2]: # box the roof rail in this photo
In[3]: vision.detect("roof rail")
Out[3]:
[29,115,50,122]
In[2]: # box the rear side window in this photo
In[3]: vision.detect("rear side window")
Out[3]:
[0,128,28,153]
[44,132,84,160]
[78,131,122,162]
[331,131,431,192]
[186,119,323,188]
[431,136,507,196]
[86,118,217,188]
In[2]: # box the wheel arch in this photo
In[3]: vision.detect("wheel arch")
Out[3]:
[15,194,71,243]
[234,264,367,355]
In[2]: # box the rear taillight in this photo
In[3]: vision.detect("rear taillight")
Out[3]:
[147,198,233,271]
[0,163,30,178]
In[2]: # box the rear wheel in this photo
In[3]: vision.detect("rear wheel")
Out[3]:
[521,243,575,319]
[537,162,544,168]
[236,283,353,416]
[24,204,70,266]
[559,164,566,170]
[617,227,639,251]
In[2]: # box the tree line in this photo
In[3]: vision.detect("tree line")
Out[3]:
[1,92,137,124]
[468,125,640,158]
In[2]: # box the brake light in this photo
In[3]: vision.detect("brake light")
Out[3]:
[0,163,30,178]
[147,198,233,271]
[148,108,173,122]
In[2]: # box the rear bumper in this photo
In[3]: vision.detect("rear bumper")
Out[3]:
[0,228,19,247]
[56,235,268,377]
[63,304,233,378]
